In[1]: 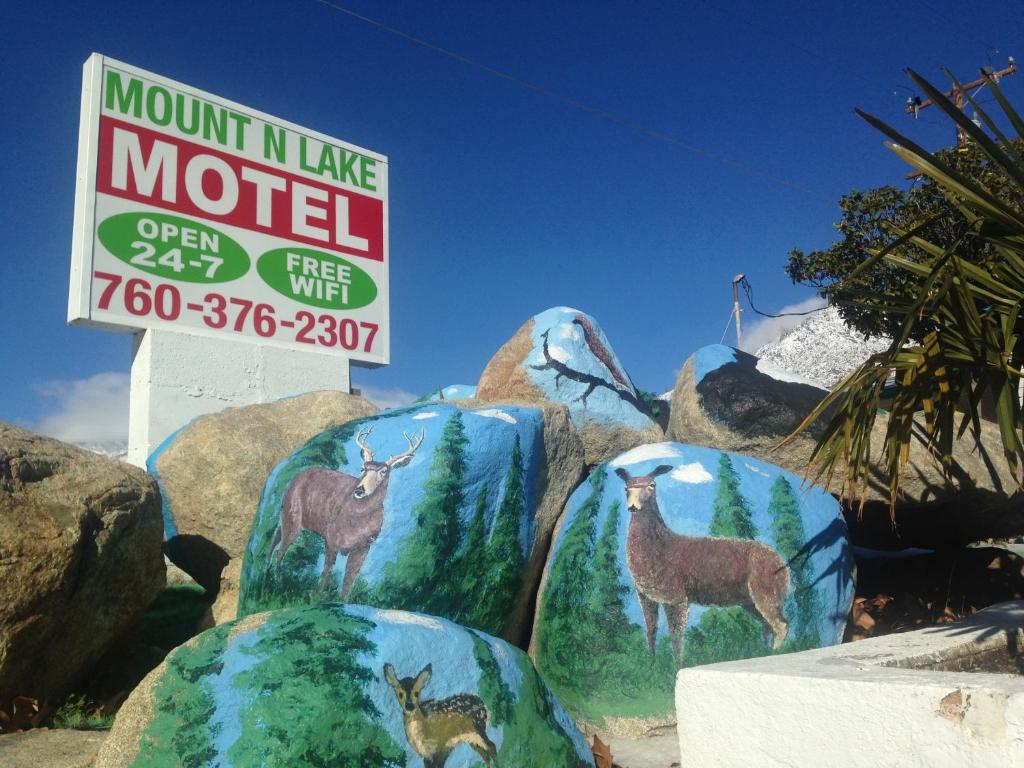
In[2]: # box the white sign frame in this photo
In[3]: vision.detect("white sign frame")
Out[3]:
[69,53,390,366]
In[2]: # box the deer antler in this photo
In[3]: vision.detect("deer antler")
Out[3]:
[356,427,375,462]
[387,429,425,467]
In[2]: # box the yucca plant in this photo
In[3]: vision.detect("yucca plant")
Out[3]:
[786,68,1024,516]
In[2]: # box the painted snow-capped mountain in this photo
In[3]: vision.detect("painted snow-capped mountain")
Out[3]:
[754,306,891,391]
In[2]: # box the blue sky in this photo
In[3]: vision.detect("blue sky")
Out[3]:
[2,0,1022,442]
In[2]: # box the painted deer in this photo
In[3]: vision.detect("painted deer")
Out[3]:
[269,426,424,598]
[615,465,790,659]
[384,663,499,768]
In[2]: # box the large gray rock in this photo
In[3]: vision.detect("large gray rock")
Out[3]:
[477,307,663,464]
[96,604,594,768]
[0,728,106,768]
[235,401,585,646]
[668,345,1020,531]
[0,424,164,706]
[150,391,377,591]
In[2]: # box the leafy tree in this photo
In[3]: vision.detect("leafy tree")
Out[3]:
[475,434,527,635]
[786,141,1024,341]
[363,411,468,614]
[229,607,404,767]
[130,624,232,767]
[709,454,757,539]
[789,70,1024,507]
[768,476,822,647]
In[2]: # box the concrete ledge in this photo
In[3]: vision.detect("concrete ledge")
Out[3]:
[676,602,1024,768]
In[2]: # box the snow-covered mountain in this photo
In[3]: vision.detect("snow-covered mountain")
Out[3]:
[754,306,891,390]
[76,441,129,462]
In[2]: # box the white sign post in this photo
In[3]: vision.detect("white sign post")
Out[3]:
[68,54,389,465]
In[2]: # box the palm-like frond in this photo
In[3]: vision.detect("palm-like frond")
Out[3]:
[785,69,1024,515]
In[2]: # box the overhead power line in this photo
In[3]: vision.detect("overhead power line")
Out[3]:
[313,0,833,202]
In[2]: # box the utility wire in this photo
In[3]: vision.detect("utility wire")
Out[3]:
[313,0,834,202]
[741,277,828,318]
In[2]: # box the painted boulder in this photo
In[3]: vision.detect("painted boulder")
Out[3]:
[94,604,594,768]
[668,344,1018,528]
[150,391,378,591]
[531,442,854,736]
[477,307,663,464]
[237,402,584,643]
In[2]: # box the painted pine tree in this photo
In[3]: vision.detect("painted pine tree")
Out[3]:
[451,485,489,627]
[365,411,468,614]
[229,608,404,767]
[587,500,630,657]
[708,453,757,539]
[475,434,527,635]
[536,469,604,692]
[768,475,822,648]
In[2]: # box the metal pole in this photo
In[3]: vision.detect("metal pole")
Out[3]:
[732,274,745,348]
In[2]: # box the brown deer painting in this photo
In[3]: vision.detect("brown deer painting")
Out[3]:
[269,426,424,598]
[615,465,790,659]
[384,663,499,768]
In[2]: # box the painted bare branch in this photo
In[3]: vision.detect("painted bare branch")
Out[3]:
[529,329,651,414]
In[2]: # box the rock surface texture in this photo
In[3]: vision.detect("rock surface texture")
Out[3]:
[0,424,164,706]
[237,402,584,645]
[0,728,106,768]
[668,345,1019,527]
[531,441,853,736]
[95,604,594,768]
[150,391,377,591]
[477,307,663,464]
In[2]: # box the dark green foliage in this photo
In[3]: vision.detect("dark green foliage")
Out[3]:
[681,607,769,667]
[587,501,630,657]
[709,454,757,539]
[130,623,233,768]
[769,476,822,648]
[357,411,468,614]
[449,485,489,625]
[474,434,527,635]
[786,141,1024,340]
[535,470,603,693]
[136,584,210,653]
[228,608,404,767]
[471,630,590,767]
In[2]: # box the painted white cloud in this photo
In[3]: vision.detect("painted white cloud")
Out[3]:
[611,442,682,466]
[557,323,580,341]
[471,408,517,424]
[34,371,129,445]
[547,344,571,363]
[671,462,714,484]
[744,462,771,477]
[412,411,438,420]
[373,609,444,630]
[355,384,418,410]
[740,295,827,353]
[444,386,461,395]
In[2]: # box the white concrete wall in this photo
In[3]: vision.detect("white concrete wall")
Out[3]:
[127,329,350,466]
[676,603,1024,767]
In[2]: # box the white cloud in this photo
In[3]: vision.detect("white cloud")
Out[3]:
[557,323,580,341]
[547,344,571,363]
[740,296,827,353]
[671,462,714,484]
[744,462,771,477]
[356,384,418,409]
[611,442,682,466]
[471,408,517,424]
[34,372,129,445]
[412,411,438,420]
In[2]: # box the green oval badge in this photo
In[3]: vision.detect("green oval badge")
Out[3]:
[257,248,377,309]
[98,213,250,283]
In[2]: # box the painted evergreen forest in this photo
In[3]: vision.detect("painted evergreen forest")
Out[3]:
[238,405,533,639]
[536,453,828,723]
[128,605,591,767]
